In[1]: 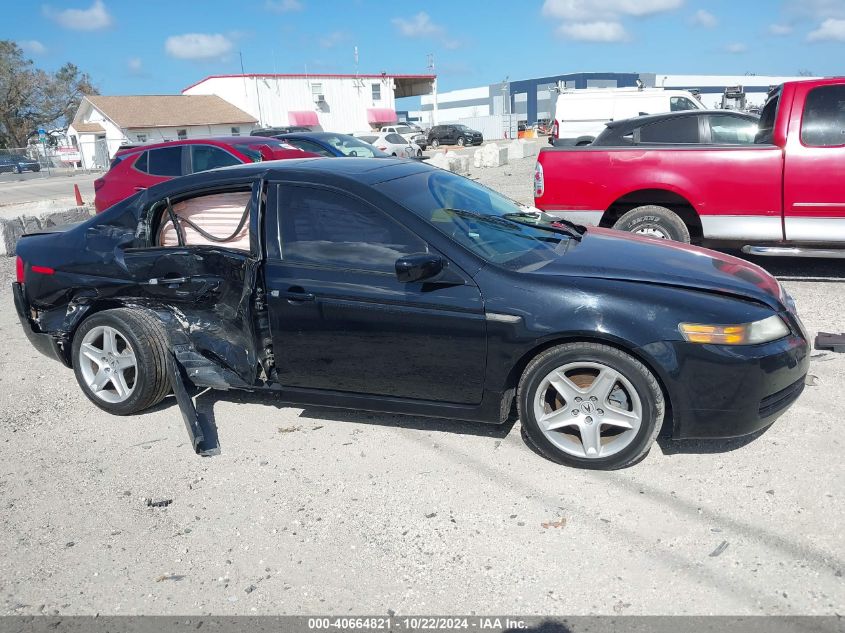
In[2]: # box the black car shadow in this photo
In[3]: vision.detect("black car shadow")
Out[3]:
[181,388,518,455]
[165,386,775,462]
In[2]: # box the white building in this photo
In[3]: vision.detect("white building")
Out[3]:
[68,95,257,168]
[182,73,436,133]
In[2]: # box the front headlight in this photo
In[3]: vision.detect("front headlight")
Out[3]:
[679,315,790,345]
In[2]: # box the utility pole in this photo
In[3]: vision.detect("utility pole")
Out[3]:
[427,53,437,126]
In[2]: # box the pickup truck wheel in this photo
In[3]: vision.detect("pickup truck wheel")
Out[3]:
[72,308,171,416]
[518,342,664,470]
[612,205,691,243]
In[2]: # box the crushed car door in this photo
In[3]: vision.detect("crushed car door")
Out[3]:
[263,182,487,405]
[117,183,264,384]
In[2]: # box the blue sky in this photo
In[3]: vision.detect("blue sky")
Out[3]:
[4,0,845,105]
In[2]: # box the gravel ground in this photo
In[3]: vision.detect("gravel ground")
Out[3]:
[1,159,843,616]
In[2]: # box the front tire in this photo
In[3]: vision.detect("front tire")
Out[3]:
[612,205,691,243]
[518,342,664,469]
[72,308,171,415]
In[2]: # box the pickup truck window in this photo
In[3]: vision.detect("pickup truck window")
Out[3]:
[277,185,426,273]
[708,115,758,144]
[639,116,699,143]
[755,95,780,144]
[670,97,699,112]
[801,85,845,147]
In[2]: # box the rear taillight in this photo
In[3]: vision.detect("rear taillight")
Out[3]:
[534,161,544,198]
[551,121,559,139]
[94,178,105,191]
[16,256,24,284]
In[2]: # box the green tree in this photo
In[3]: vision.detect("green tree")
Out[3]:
[0,41,98,148]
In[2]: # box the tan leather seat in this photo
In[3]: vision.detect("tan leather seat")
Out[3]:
[158,192,251,250]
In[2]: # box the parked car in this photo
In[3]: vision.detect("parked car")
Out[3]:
[93,137,314,212]
[591,110,759,146]
[534,78,845,257]
[380,124,428,150]
[274,132,389,158]
[353,131,421,158]
[550,87,704,146]
[0,153,41,174]
[427,124,483,148]
[13,158,808,469]
[250,126,317,136]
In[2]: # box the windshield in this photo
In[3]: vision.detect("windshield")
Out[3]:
[323,134,388,157]
[377,170,578,269]
[393,126,413,134]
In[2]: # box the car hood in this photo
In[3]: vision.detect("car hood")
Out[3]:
[529,227,784,309]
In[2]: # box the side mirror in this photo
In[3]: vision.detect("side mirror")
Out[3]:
[395,253,444,283]
[257,145,275,161]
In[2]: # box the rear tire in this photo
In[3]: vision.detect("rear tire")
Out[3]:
[457,137,465,147]
[612,205,691,243]
[72,308,171,416]
[518,342,664,470]
[431,139,440,148]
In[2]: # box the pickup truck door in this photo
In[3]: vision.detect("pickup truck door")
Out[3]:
[783,83,845,242]
[262,182,487,404]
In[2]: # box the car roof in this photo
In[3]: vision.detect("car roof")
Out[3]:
[275,132,354,141]
[603,109,758,132]
[138,157,432,198]
[115,136,281,156]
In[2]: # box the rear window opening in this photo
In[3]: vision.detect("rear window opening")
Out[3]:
[153,188,252,251]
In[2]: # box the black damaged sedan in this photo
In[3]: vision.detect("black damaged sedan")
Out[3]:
[12,158,809,469]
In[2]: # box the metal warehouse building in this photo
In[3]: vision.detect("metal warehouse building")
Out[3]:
[182,73,435,133]
[416,71,820,127]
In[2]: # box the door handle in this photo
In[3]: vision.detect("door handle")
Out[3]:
[147,276,188,286]
[282,291,315,302]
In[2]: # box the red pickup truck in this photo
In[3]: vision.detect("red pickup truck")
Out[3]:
[534,78,845,258]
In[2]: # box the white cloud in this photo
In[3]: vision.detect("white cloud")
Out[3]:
[43,0,112,31]
[724,42,748,53]
[19,40,47,55]
[785,0,845,19]
[165,33,233,60]
[542,0,683,21]
[319,31,347,48]
[808,17,845,40]
[391,12,463,49]
[127,57,142,72]
[557,21,628,41]
[264,0,302,12]
[392,12,443,37]
[769,23,793,35]
[691,9,717,28]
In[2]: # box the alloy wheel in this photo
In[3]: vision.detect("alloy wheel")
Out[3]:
[78,325,138,403]
[532,361,642,459]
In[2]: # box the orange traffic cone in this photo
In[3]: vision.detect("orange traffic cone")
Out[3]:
[74,183,84,206]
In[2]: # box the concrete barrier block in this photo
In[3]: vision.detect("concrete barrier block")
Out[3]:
[481,143,508,168]
[0,205,93,257]
[507,139,540,160]
[473,149,483,169]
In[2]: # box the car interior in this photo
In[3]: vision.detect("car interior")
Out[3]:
[157,190,252,251]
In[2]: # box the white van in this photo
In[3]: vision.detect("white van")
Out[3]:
[550,87,704,145]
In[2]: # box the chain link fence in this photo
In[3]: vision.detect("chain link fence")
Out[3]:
[0,139,108,179]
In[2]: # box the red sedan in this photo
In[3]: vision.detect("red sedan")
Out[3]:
[94,137,315,212]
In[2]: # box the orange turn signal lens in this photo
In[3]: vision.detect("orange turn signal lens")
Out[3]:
[679,316,789,345]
